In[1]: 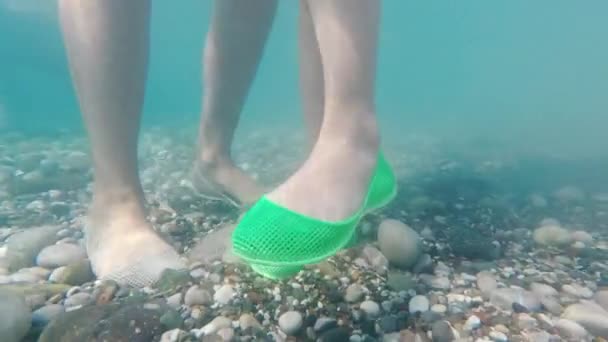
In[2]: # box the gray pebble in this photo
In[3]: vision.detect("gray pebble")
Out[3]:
[213,284,234,305]
[344,284,364,303]
[278,311,303,335]
[360,300,380,318]
[32,304,64,326]
[63,292,93,308]
[409,295,430,313]
[184,285,212,306]
[36,243,86,268]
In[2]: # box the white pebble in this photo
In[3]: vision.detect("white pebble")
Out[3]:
[36,243,86,268]
[409,295,430,313]
[278,311,303,335]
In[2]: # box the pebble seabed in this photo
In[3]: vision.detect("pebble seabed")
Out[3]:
[1,126,608,342]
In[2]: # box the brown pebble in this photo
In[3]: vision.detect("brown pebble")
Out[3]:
[95,280,119,305]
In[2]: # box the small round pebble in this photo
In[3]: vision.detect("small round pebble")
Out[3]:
[344,283,364,303]
[184,285,212,306]
[278,311,303,335]
[36,243,86,268]
[409,295,430,313]
[63,292,93,308]
[360,300,380,318]
[213,284,234,305]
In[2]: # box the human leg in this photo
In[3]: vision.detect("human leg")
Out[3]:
[194,0,278,207]
[59,0,184,287]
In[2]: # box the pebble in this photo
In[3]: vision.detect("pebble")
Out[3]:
[160,329,189,342]
[166,293,182,309]
[200,316,232,336]
[490,288,541,312]
[431,320,455,342]
[239,313,262,332]
[31,304,64,327]
[63,292,93,308]
[409,295,430,313]
[213,284,234,305]
[361,246,389,274]
[431,304,447,314]
[570,230,593,244]
[477,271,497,297]
[0,289,32,342]
[562,302,608,338]
[515,313,537,330]
[216,327,235,341]
[344,283,364,303]
[489,330,508,342]
[278,311,303,335]
[530,282,558,298]
[360,300,381,318]
[377,219,422,269]
[554,319,588,340]
[533,225,572,247]
[562,283,593,299]
[36,243,86,268]
[184,285,212,306]
[463,315,481,331]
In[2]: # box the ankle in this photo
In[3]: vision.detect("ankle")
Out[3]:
[91,187,146,217]
[318,112,380,152]
[197,148,233,173]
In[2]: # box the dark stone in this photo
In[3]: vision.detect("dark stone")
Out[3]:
[360,318,376,336]
[512,302,529,313]
[318,327,350,342]
[153,268,192,292]
[446,226,501,261]
[378,316,399,334]
[431,320,455,342]
[412,254,434,274]
[38,302,168,342]
[314,317,337,334]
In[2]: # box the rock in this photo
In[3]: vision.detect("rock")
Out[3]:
[361,246,389,274]
[184,285,212,306]
[3,226,61,271]
[554,319,588,340]
[50,259,94,285]
[562,283,593,299]
[409,295,430,313]
[345,284,364,303]
[31,304,64,328]
[213,284,234,305]
[278,311,303,335]
[562,302,608,338]
[386,272,415,292]
[166,293,182,309]
[463,315,481,331]
[36,243,86,268]
[570,230,593,244]
[0,289,32,342]
[314,317,337,334]
[318,327,350,342]
[200,316,232,336]
[159,309,183,330]
[489,330,508,342]
[476,271,497,298]
[595,291,608,311]
[530,282,558,298]
[554,186,585,202]
[94,280,120,305]
[239,313,262,332]
[420,275,451,290]
[360,300,381,318]
[490,288,541,312]
[153,269,192,292]
[63,151,89,171]
[430,304,447,314]
[515,313,537,330]
[431,320,455,342]
[216,327,235,341]
[412,254,433,274]
[64,292,93,308]
[533,225,572,247]
[39,302,168,342]
[160,328,190,342]
[377,219,421,269]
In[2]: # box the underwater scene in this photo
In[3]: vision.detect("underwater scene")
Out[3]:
[1,1,608,342]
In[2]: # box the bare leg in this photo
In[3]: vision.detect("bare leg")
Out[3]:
[194,0,277,206]
[298,0,325,147]
[266,0,381,221]
[59,0,184,287]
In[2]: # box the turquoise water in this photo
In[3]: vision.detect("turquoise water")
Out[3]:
[1,1,607,158]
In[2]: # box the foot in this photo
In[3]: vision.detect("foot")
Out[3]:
[266,118,379,221]
[86,197,186,287]
[192,157,267,207]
